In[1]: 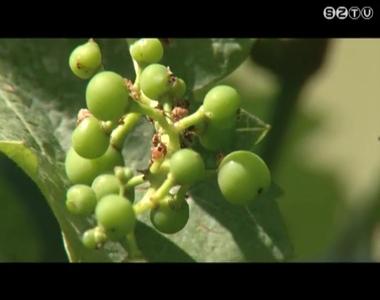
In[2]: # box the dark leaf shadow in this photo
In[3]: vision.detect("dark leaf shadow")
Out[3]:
[135,221,196,262]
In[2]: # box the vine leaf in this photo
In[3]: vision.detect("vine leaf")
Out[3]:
[0,76,128,262]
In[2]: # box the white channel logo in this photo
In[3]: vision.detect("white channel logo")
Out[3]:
[323,6,373,20]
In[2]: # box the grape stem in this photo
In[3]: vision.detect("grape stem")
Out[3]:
[119,184,125,197]
[102,120,119,136]
[133,174,175,215]
[133,187,157,215]
[150,173,176,203]
[171,184,189,207]
[161,96,173,125]
[122,231,145,261]
[125,174,146,190]
[130,97,181,153]
[254,125,271,146]
[235,124,271,146]
[130,59,154,106]
[149,158,165,174]
[132,60,142,90]
[110,112,141,150]
[239,108,268,128]
[174,105,206,132]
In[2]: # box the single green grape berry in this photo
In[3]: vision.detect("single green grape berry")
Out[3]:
[66,184,97,217]
[86,71,129,121]
[93,227,108,244]
[169,77,186,99]
[95,195,136,241]
[150,197,189,234]
[92,173,134,203]
[114,166,134,185]
[69,39,102,79]
[169,149,206,185]
[130,38,164,65]
[71,116,109,159]
[82,229,99,249]
[91,174,121,201]
[198,121,235,151]
[203,85,241,122]
[65,145,125,186]
[217,151,271,206]
[140,64,171,100]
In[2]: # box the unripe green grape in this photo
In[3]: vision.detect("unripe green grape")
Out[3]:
[91,174,121,201]
[92,173,134,203]
[65,145,125,186]
[203,85,241,122]
[86,71,129,121]
[169,149,206,185]
[130,38,164,65]
[217,151,271,206]
[140,64,171,100]
[66,184,97,217]
[93,227,108,244]
[150,197,189,234]
[114,166,134,185]
[95,195,136,241]
[82,229,99,249]
[71,116,109,159]
[197,120,235,151]
[169,77,186,99]
[69,39,102,79]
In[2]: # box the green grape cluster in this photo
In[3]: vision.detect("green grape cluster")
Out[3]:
[64,38,271,256]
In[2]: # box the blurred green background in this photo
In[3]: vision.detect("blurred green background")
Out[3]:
[0,38,379,262]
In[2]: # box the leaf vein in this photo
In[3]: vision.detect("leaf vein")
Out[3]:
[0,90,46,155]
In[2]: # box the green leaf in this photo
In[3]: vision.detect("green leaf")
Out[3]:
[0,75,128,262]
